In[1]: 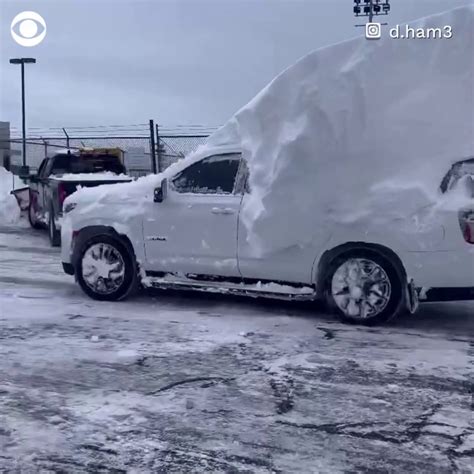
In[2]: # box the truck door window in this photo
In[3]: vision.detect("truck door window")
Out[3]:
[172,153,241,194]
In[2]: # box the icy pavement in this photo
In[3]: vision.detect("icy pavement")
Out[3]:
[0,220,472,473]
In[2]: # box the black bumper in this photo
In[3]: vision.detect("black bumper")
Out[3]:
[62,262,75,276]
[423,287,474,302]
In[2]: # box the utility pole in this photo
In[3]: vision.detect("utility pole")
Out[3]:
[9,57,36,169]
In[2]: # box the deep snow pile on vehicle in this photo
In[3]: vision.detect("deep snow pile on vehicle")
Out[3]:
[66,6,474,258]
[0,167,21,225]
[205,5,474,255]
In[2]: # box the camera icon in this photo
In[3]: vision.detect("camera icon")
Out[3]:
[366,22,382,40]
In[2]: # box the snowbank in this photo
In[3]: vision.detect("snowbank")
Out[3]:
[0,167,21,225]
[205,5,474,254]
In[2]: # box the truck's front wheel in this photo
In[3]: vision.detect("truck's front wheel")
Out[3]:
[76,235,138,301]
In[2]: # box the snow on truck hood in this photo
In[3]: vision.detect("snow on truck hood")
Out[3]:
[51,172,131,182]
[68,6,473,254]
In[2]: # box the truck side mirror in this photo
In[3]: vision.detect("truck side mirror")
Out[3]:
[154,178,168,203]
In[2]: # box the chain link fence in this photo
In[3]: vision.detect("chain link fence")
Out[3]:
[3,134,210,177]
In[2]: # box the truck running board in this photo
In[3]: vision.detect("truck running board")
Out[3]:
[142,274,317,301]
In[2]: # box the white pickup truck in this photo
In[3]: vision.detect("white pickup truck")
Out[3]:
[60,151,474,326]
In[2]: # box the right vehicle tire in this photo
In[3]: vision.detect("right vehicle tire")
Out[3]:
[76,234,138,301]
[323,249,405,326]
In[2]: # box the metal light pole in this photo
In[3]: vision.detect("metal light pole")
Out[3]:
[9,57,36,168]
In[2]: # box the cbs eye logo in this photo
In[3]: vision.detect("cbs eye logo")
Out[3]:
[11,11,47,47]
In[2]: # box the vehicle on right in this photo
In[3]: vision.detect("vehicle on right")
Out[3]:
[60,151,474,326]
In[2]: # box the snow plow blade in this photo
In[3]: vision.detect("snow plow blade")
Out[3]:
[10,187,30,211]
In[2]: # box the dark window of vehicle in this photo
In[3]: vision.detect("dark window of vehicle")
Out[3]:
[47,153,126,176]
[440,158,474,193]
[172,153,241,194]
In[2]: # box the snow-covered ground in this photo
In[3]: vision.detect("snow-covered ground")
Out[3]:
[0,217,472,472]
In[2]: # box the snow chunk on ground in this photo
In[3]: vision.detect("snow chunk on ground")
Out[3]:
[205,6,474,255]
[0,167,21,225]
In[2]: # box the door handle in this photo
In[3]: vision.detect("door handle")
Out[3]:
[211,207,235,215]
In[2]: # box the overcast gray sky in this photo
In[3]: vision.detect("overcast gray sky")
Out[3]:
[1,0,472,131]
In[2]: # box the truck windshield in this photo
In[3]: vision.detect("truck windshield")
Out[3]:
[51,154,126,175]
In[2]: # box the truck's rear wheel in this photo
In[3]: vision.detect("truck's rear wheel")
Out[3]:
[48,210,61,247]
[324,250,405,325]
[76,235,138,301]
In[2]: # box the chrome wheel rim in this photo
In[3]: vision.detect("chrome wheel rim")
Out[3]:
[331,258,391,320]
[81,243,125,295]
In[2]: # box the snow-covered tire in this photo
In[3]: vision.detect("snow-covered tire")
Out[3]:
[76,235,138,301]
[28,201,43,230]
[323,249,405,326]
[48,209,61,247]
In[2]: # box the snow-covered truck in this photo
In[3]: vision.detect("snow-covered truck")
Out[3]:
[61,6,474,325]
[26,148,132,246]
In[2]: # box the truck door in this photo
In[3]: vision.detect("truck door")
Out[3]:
[142,153,244,277]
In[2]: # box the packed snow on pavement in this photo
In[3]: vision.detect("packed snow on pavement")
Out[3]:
[0,217,472,472]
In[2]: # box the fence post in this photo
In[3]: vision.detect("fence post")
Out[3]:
[62,128,70,148]
[149,119,157,174]
[41,137,48,159]
[155,123,162,173]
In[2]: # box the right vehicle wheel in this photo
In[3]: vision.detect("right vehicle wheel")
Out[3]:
[76,235,138,301]
[324,250,405,325]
